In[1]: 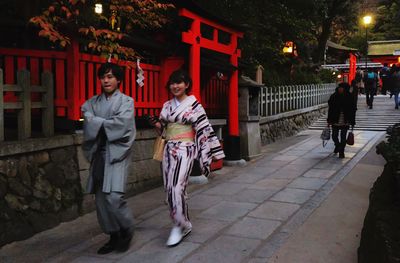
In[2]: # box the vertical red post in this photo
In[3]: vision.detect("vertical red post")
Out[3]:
[229,37,239,136]
[349,53,357,84]
[66,40,80,120]
[189,20,201,101]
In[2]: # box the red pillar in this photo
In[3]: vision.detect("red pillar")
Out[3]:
[229,52,239,136]
[349,53,357,84]
[66,40,80,120]
[189,20,201,101]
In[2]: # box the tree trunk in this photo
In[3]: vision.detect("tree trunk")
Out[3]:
[313,17,334,63]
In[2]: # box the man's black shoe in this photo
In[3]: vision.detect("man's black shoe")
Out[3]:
[339,152,345,158]
[97,233,119,254]
[117,227,133,252]
[334,146,339,154]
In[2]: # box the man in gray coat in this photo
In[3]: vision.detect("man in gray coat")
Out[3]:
[82,63,136,254]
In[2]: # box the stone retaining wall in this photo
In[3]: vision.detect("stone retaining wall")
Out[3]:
[260,105,327,145]
[0,129,162,247]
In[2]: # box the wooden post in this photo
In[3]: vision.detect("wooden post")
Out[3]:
[42,71,54,137]
[0,69,4,141]
[17,70,31,139]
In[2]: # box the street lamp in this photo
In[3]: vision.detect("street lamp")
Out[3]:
[363,15,372,71]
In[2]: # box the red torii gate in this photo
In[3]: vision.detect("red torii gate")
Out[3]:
[179,8,243,140]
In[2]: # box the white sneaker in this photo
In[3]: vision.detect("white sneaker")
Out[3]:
[166,226,183,247]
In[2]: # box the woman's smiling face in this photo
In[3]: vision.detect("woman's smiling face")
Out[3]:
[169,81,189,100]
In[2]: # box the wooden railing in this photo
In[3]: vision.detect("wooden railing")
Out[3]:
[0,69,54,141]
[259,83,336,117]
[0,47,229,122]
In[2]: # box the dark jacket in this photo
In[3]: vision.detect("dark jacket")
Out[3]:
[363,71,378,94]
[327,90,356,126]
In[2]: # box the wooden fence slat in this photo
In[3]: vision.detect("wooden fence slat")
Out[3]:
[4,102,23,109]
[42,71,54,137]
[17,70,31,139]
[3,85,22,92]
[0,69,4,141]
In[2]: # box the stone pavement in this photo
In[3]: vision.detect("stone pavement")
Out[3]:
[0,129,385,263]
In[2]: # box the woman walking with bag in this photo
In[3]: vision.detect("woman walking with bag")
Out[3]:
[149,69,225,247]
[327,82,356,158]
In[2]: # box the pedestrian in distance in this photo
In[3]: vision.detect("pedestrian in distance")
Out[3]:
[390,65,400,109]
[327,82,356,158]
[350,78,359,109]
[355,67,364,94]
[363,69,379,109]
[149,69,225,247]
[81,62,136,254]
[380,63,391,95]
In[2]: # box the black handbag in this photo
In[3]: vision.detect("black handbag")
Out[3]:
[347,131,354,145]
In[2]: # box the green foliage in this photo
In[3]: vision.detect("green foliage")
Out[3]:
[264,66,336,86]
[198,0,362,84]
[372,0,400,40]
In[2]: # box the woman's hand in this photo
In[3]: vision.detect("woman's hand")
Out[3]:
[148,116,163,135]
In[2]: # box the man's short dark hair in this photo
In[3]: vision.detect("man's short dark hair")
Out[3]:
[97,62,124,82]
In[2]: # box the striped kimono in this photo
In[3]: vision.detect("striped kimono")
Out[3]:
[159,95,225,228]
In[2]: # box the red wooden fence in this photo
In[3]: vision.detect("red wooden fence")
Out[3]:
[0,47,227,121]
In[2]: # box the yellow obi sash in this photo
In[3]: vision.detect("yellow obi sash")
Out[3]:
[165,123,195,142]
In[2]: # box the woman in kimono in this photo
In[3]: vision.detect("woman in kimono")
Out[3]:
[150,69,225,247]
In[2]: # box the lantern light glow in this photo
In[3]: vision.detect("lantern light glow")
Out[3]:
[95,3,103,14]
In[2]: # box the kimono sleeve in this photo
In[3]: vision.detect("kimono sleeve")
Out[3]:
[191,103,225,177]
[82,99,105,142]
[103,96,135,142]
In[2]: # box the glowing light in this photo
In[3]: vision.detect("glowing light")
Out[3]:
[95,3,103,14]
[363,15,372,25]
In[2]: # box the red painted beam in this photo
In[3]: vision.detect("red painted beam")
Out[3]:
[179,8,243,37]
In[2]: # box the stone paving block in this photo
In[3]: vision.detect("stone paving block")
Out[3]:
[185,218,229,243]
[245,166,280,176]
[247,258,269,263]
[301,152,327,159]
[254,232,291,259]
[302,168,336,179]
[254,160,288,168]
[137,211,170,229]
[249,201,300,221]
[289,157,320,168]
[197,201,257,222]
[271,155,299,162]
[250,178,291,190]
[313,161,346,170]
[229,171,270,183]
[183,235,261,263]
[279,149,309,156]
[136,206,168,221]
[224,188,277,204]
[270,188,315,204]
[188,194,223,210]
[118,238,200,263]
[268,164,309,179]
[287,177,327,190]
[70,255,113,263]
[202,182,249,196]
[226,217,281,240]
